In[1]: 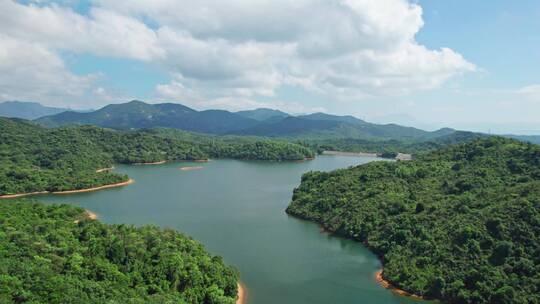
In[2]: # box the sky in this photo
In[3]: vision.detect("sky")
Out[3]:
[0,0,539,134]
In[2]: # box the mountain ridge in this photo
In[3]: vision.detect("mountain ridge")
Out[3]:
[0,101,70,120]
[37,100,259,134]
[236,108,290,121]
[36,100,458,141]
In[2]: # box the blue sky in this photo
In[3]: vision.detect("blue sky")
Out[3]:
[1,0,539,134]
[413,0,540,133]
[419,0,540,87]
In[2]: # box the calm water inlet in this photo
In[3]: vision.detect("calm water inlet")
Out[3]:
[38,156,426,304]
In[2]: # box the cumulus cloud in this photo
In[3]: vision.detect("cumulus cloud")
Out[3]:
[97,0,475,101]
[0,0,475,109]
[0,1,163,60]
[0,34,95,104]
[156,74,325,113]
[155,74,203,102]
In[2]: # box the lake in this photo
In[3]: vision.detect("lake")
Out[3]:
[38,155,426,304]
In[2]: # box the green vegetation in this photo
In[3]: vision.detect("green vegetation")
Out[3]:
[506,134,540,145]
[235,108,289,121]
[303,131,484,155]
[147,128,315,161]
[36,100,459,141]
[0,200,238,303]
[0,118,129,195]
[236,113,443,140]
[0,118,314,196]
[287,137,540,303]
[36,100,259,134]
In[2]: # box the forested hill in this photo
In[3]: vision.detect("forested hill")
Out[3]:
[0,118,314,196]
[287,137,540,303]
[36,100,259,133]
[0,200,239,303]
[305,130,484,155]
[505,134,540,145]
[36,100,456,141]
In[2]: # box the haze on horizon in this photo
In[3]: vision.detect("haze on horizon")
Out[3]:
[1,0,539,134]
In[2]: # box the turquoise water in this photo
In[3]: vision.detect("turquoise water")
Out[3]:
[38,156,426,304]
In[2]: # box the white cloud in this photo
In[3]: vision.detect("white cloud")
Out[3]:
[96,0,475,105]
[0,34,95,105]
[192,97,326,114]
[0,1,163,60]
[0,0,475,110]
[155,74,203,102]
[155,75,325,113]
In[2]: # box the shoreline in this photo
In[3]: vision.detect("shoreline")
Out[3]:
[0,179,134,199]
[132,159,210,165]
[294,157,316,163]
[85,210,98,220]
[53,179,134,195]
[133,160,167,165]
[0,191,50,199]
[322,150,378,157]
[322,150,413,161]
[375,270,424,300]
[237,282,246,304]
[295,215,426,302]
[74,210,98,224]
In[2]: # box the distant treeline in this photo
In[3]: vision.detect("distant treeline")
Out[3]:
[0,200,239,303]
[287,137,540,303]
[301,131,485,156]
[0,118,314,195]
[145,128,315,162]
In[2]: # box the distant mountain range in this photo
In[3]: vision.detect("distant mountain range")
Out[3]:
[0,101,69,120]
[36,100,456,141]
[3,100,536,144]
[37,100,259,134]
[505,135,540,145]
[236,108,289,122]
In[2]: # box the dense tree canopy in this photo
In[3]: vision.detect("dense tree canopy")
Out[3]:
[0,118,128,195]
[0,118,314,195]
[303,131,484,156]
[0,200,239,304]
[287,137,540,303]
[146,128,315,161]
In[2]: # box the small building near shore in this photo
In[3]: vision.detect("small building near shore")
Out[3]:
[395,153,412,161]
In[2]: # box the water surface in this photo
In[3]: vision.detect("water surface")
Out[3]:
[39,156,426,304]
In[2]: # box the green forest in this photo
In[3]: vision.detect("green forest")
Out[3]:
[287,137,540,303]
[303,131,484,155]
[0,200,238,303]
[0,118,314,196]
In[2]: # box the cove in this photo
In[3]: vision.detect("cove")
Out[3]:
[37,155,428,304]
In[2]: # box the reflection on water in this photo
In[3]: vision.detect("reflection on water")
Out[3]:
[38,156,427,304]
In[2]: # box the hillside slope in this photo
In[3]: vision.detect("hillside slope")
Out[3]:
[36,100,457,141]
[36,100,258,134]
[287,137,540,303]
[0,118,314,196]
[306,131,485,155]
[0,200,238,303]
[236,108,289,121]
